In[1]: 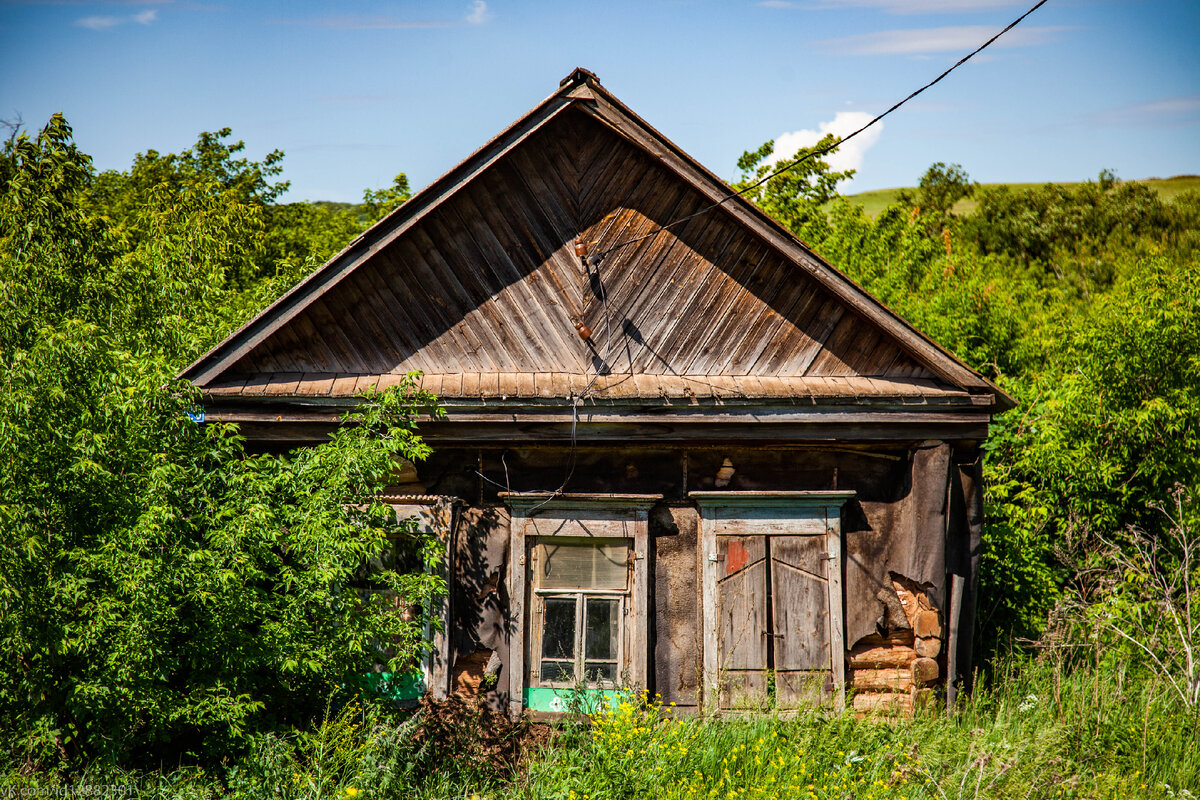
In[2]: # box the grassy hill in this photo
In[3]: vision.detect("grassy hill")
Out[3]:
[843,174,1200,217]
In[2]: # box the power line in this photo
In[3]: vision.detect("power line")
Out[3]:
[475,0,1050,507]
[588,0,1050,266]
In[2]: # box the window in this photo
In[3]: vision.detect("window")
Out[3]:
[531,539,629,687]
[503,492,657,718]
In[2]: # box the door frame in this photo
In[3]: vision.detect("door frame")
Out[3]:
[691,491,855,712]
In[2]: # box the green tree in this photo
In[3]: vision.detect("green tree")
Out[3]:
[733,134,854,242]
[898,161,975,231]
[0,116,442,770]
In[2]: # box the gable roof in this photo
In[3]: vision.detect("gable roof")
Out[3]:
[182,68,1014,414]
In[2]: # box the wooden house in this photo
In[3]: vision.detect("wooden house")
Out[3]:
[182,69,1013,717]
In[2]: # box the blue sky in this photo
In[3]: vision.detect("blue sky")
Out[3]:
[1,0,1197,202]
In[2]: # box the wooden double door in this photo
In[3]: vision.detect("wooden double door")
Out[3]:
[717,533,832,708]
[694,492,850,711]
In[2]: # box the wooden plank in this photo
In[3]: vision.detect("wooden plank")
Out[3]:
[721,252,810,375]
[413,210,519,371]
[320,268,407,373]
[719,670,769,711]
[776,671,830,709]
[480,191,583,360]
[204,375,249,396]
[677,240,772,375]
[400,229,504,373]
[717,536,767,669]
[580,91,999,394]
[852,692,913,714]
[490,159,585,319]
[456,172,583,370]
[623,204,745,375]
[497,372,520,398]
[716,534,768,709]
[849,645,917,669]
[183,95,575,387]
[265,311,338,374]
[353,253,448,372]
[653,231,756,371]
[262,372,302,396]
[744,281,830,377]
[439,373,463,397]
[630,508,649,695]
[420,207,542,371]
[946,572,965,710]
[508,509,526,719]
[701,514,719,711]
[826,516,846,710]
[771,536,831,672]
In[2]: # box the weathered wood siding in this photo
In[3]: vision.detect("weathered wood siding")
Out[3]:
[221,108,933,386]
[420,443,970,712]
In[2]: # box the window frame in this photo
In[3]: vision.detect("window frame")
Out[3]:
[503,493,659,718]
[529,537,631,689]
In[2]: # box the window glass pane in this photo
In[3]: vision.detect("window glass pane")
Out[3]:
[541,597,576,660]
[584,662,618,683]
[585,597,619,660]
[537,540,629,590]
[541,660,575,683]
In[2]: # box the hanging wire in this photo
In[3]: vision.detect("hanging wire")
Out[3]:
[476,0,1050,508]
[586,0,1051,267]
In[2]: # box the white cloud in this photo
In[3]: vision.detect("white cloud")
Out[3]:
[1092,94,1200,127]
[74,7,159,30]
[761,0,1025,13]
[765,111,883,189]
[276,1,492,30]
[75,14,120,29]
[817,24,1070,56]
[466,0,490,25]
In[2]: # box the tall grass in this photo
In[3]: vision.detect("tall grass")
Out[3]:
[4,656,1195,798]
[504,656,1200,800]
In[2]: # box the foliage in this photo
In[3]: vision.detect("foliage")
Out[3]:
[0,115,438,771]
[803,155,1200,650]
[897,161,976,232]
[1060,487,1200,708]
[734,134,854,243]
[960,170,1190,274]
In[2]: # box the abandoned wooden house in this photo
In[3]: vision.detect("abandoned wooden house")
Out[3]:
[182,68,1014,717]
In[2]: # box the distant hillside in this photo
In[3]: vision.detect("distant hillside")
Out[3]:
[843,174,1200,217]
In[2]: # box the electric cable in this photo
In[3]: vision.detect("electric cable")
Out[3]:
[587,0,1050,267]
[474,0,1050,507]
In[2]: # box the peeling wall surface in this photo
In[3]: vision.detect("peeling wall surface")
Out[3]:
[415,443,981,711]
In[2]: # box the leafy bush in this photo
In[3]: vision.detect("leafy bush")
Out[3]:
[0,116,443,771]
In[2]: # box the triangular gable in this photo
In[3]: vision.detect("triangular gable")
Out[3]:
[183,69,1013,412]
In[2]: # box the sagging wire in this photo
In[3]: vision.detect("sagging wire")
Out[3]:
[473,0,1051,508]
[584,0,1051,270]
[473,242,617,513]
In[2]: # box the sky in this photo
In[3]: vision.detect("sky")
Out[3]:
[1,0,1197,203]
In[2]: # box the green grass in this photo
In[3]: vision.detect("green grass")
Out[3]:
[843,174,1200,218]
[6,658,1198,799]
[496,657,1200,800]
